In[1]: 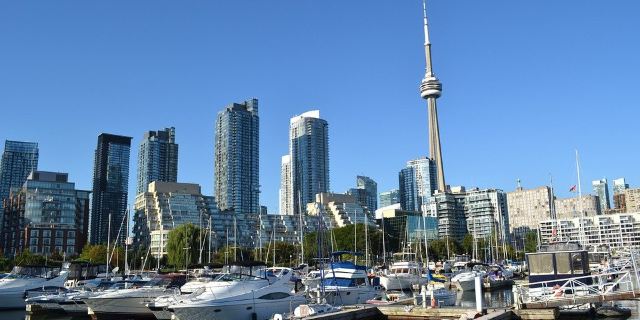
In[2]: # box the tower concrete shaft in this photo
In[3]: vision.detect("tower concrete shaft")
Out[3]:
[419,0,446,192]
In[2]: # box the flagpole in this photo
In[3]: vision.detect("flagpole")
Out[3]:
[575,150,585,247]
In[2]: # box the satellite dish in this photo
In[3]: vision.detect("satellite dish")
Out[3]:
[112,267,120,273]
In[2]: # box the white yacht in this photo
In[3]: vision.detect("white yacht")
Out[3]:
[0,264,69,310]
[306,252,379,306]
[379,253,426,291]
[168,267,305,320]
[450,263,488,291]
[148,263,287,320]
[84,276,183,318]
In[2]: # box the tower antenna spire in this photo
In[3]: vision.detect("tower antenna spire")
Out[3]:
[422,0,433,76]
[419,0,446,192]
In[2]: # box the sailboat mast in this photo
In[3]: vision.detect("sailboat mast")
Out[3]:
[576,150,585,245]
[107,212,111,276]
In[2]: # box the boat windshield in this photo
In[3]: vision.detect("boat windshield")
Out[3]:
[5,266,62,280]
[322,277,366,287]
[216,273,265,282]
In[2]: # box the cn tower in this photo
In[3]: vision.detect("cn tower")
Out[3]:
[419,0,446,192]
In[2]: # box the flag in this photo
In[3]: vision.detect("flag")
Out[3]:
[569,185,577,192]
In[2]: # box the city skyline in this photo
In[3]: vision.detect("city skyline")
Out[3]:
[1,1,639,213]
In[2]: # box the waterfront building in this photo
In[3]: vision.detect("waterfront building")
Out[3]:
[279,155,292,215]
[214,99,259,217]
[351,176,378,212]
[592,179,611,212]
[554,195,601,219]
[625,188,640,213]
[613,178,629,211]
[539,212,640,249]
[0,140,39,223]
[399,157,437,213]
[1,171,90,257]
[506,185,553,240]
[428,187,467,241]
[379,189,400,208]
[134,182,215,260]
[464,188,510,246]
[90,133,131,245]
[376,205,438,253]
[136,127,178,195]
[306,192,374,228]
[289,110,329,216]
[255,214,306,249]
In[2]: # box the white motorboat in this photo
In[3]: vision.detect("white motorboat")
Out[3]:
[0,264,69,310]
[379,253,426,291]
[301,269,325,290]
[84,275,183,318]
[169,267,306,320]
[450,263,488,292]
[148,263,279,320]
[306,252,379,306]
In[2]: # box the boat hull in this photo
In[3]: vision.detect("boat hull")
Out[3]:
[380,275,426,291]
[85,297,157,319]
[453,278,476,292]
[171,296,306,320]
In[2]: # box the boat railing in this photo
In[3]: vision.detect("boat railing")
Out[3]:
[514,269,638,308]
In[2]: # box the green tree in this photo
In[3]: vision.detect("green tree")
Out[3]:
[79,244,108,264]
[166,223,209,268]
[462,234,474,255]
[524,231,538,253]
[302,223,383,266]
[14,250,46,266]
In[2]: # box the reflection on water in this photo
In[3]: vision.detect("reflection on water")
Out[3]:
[0,310,87,320]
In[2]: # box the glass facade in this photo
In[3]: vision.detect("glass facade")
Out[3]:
[214,99,259,216]
[0,140,39,221]
[1,171,90,257]
[399,158,436,214]
[136,127,178,195]
[379,189,400,208]
[289,110,329,216]
[90,133,132,245]
[592,179,611,212]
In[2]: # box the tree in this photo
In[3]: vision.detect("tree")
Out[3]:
[14,250,46,266]
[166,223,208,268]
[302,223,383,266]
[524,231,538,253]
[79,244,108,264]
[462,234,474,255]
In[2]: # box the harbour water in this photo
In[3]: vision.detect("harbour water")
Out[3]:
[4,287,640,320]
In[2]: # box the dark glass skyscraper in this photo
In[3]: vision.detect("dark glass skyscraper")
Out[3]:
[136,127,178,195]
[0,140,39,223]
[90,133,132,245]
[214,99,259,216]
[289,110,329,216]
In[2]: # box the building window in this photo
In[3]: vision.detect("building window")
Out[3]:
[55,230,63,238]
[55,246,62,253]
[68,231,76,238]
[66,246,75,254]
[43,238,50,245]
[43,247,51,254]
[30,230,39,237]
[30,246,39,253]
[29,238,38,245]
[66,239,75,246]
[43,230,51,237]
[55,238,63,245]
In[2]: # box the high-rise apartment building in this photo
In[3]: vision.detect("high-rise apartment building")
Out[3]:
[289,110,329,216]
[625,188,640,213]
[613,178,629,211]
[592,179,610,212]
[379,189,400,208]
[136,127,178,195]
[214,99,259,216]
[134,182,215,260]
[90,133,132,245]
[428,186,467,241]
[279,155,292,215]
[554,195,601,219]
[506,186,553,239]
[399,158,437,213]
[539,212,640,249]
[2,171,90,257]
[464,188,510,245]
[0,141,39,222]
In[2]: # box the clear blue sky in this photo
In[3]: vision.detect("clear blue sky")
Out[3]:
[1,1,638,213]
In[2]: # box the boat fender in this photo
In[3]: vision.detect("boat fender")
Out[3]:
[373,285,382,291]
[273,314,284,320]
